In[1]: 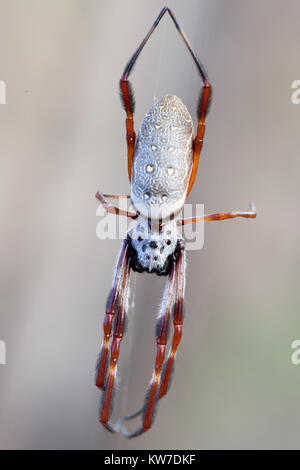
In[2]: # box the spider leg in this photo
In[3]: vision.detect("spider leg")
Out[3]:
[96,191,138,219]
[159,242,186,398]
[164,9,212,198]
[186,81,212,198]
[96,238,129,389]
[120,255,181,438]
[177,203,257,225]
[99,249,132,431]
[103,194,131,199]
[115,406,144,432]
[120,7,168,181]
[120,7,211,184]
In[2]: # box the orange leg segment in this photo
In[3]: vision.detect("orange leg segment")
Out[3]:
[177,204,257,226]
[119,7,212,184]
[96,238,129,389]
[99,256,131,430]
[119,245,185,438]
[187,85,212,198]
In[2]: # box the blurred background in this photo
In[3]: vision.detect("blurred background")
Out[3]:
[0,0,300,450]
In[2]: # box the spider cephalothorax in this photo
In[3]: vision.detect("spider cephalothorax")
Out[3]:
[95,7,256,438]
[128,218,180,275]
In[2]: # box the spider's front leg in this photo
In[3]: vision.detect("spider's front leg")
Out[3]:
[96,238,129,389]
[159,241,185,398]
[95,191,137,430]
[141,268,176,434]
[120,243,185,438]
[98,244,132,431]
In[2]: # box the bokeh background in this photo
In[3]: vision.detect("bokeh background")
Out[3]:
[0,0,300,450]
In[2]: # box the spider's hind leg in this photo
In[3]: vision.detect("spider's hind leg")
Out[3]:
[120,7,169,181]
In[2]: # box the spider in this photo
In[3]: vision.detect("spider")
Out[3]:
[95,7,256,438]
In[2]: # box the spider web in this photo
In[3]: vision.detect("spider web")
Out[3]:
[152,11,168,105]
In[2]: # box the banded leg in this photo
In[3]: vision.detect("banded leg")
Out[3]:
[119,7,211,183]
[119,245,186,425]
[120,265,176,437]
[177,203,257,226]
[120,7,168,180]
[96,238,129,389]
[96,191,138,219]
[159,242,186,398]
[186,81,212,198]
[99,255,131,431]
[165,8,212,197]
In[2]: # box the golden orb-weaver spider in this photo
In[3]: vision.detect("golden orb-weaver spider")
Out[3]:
[95,7,256,438]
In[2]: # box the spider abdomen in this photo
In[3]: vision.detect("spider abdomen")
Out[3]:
[131,95,194,220]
